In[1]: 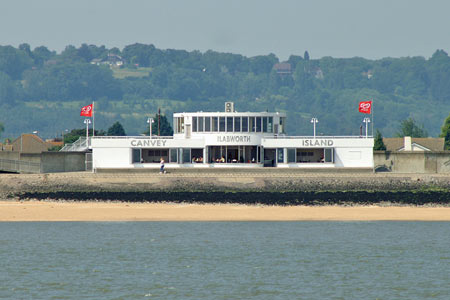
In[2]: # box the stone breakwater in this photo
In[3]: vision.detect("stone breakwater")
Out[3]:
[1,172,450,205]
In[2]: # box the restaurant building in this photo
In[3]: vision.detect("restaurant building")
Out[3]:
[91,103,374,171]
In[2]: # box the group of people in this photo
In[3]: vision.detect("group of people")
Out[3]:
[191,156,203,163]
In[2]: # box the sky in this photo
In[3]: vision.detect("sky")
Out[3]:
[1,0,450,61]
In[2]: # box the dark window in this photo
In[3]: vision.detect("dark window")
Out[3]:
[192,117,197,132]
[132,149,141,163]
[226,117,233,132]
[242,117,248,132]
[212,117,218,132]
[219,117,226,132]
[287,148,296,163]
[256,117,262,132]
[170,149,178,163]
[268,117,273,133]
[263,117,268,132]
[234,117,241,132]
[277,148,284,163]
[325,148,333,162]
[205,117,211,131]
[198,117,204,132]
[183,148,191,163]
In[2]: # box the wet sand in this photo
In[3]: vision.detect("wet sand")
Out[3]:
[1,201,449,221]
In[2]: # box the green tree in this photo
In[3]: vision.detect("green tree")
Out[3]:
[439,113,450,150]
[373,129,386,150]
[64,129,106,144]
[396,118,428,138]
[107,121,126,136]
[0,122,4,139]
[145,114,173,136]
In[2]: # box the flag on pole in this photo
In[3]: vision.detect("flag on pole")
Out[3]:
[359,101,372,114]
[80,104,93,117]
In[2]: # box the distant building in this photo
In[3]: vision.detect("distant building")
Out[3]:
[273,63,292,75]
[383,137,445,152]
[90,53,124,67]
[6,134,55,153]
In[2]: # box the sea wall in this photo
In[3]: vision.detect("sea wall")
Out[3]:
[374,151,450,173]
[1,172,449,205]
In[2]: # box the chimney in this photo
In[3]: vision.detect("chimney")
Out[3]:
[404,136,412,151]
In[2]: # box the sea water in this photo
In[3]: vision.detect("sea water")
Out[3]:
[0,222,449,299]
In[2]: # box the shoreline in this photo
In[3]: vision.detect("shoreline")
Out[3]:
[1,201,450,222]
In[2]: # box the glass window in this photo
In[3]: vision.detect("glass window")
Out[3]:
[198,117,204,132]
[280,117,286,133]
[212,117,218,132]
[268,117,273,133]
[256,117,262,132]
[325,148,333,163]
[263,117,268,132]
[226,117,233,132]
[219,117,226,132]
[250,117,255,132]
[182,148,191,164]
[242,117,248,132]
[234,117,241,132]
[170,149,178,163]
[132,149,141,163]
[205,117,211,132]
[177,117,185,133]
[192,117,197,132]
[287,148,296,163]
[277,148,284,163]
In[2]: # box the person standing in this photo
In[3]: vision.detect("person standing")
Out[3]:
[160,157,166,174]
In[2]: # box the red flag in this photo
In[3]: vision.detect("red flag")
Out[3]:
[359,101,372,114]
[80,104,93,117]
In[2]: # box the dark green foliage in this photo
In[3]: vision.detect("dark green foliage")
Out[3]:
[148,114,173,136]
[107,121,126,136]
[3,42,450,138]
[374,129,386,150]
[64,129,106,144]
[439,113,450,150]
[396,118,428,138]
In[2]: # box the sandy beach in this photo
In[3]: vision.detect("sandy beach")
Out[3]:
[1,201,449,221]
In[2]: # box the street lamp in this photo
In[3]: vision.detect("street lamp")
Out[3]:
[310,118,318,138]
[147,117,154,138]
[363,117,371,138]
[84,119,91,140]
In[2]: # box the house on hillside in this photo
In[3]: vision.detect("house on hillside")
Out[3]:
[383,137,445,152]
[90,53,124,67]
[273,63,292,75]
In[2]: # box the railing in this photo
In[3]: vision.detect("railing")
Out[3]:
[264,135,373,139]
[0,158,41,173]
[60,137,89,152]
[92,136,174,140]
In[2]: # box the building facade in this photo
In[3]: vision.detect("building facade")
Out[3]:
[91,103,374,171]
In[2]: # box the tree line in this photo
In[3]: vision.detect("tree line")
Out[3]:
[1,43,450,140]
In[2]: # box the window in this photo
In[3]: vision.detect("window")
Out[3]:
[325,148,333,162]
[219,117,226,132]
[212,117,218,132]
[268,117,273,133]
[132,149,141,163]
[192,117,198,132]
[256,117,262,132]
[250,117,255,132]
[198,117,204,132]
[263,117,268,132]
[234,117,241,132]
[242,117,248,132]
[287,148,296,163]
[226,117,233,132]
[177,117,184,133]
[170,149,178,163]
[205,117,211,131]
[183,148,191,163]
[277,148,284,163]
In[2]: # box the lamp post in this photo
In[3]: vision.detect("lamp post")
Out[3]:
[147,117,154,138]
[363,117,371,138]
[310,118,318,138]
[84,119,91,140]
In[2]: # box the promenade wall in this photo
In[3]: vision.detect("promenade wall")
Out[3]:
[374,151,450,173]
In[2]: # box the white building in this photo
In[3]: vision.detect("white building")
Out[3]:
[91,103,374,171]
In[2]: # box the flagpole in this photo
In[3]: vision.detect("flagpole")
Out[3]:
[93,101,95,137]
[371,98,374,137]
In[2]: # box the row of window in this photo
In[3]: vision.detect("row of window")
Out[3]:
[174,116,286,134]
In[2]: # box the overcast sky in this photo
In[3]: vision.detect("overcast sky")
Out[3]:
[1,0,449,60]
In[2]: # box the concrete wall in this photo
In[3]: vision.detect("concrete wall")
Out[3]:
[374,151,450,173]
[41,152,87,173]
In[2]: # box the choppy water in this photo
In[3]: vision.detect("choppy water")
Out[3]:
[0,222,449,299]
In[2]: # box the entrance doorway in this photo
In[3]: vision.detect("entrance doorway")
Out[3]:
[264,148,276,167]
